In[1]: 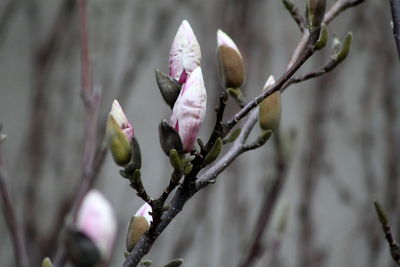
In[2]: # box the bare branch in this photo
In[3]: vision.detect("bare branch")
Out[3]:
[0,145,29,267]
[374,201,400,265]
[323,0,366,25]
[390,0,400,61]
[282,0,307,32]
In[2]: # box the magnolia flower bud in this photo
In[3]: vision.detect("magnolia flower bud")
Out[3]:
[126,203,153,252]
[65,190,117,266]
[170,67,207,152]
[76,190,117,260]
[258,76,281,131]
[217,29,245,89]
[155,69,182,108]
[107,100,134,166]
[169,20,201,84]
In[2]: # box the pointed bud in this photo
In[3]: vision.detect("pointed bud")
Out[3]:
[217,29,245,89]
[169,149,183,171]
[204,137,223,165]
[170,67,207,152]
[306,0,326,30]
[169,20,201,84]
[107,100,134,166]
[159,119,183,156]
[163,259,184,267]
[155,69,182,108]
[336,32,352,63]
[258,76,281,131]
[126,216,150,252]
[315,23,328,50]
[41,257,53,267]
[124,137,142,174]
[75,190,117,261]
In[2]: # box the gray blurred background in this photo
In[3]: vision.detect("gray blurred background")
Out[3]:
[1,0,399,266]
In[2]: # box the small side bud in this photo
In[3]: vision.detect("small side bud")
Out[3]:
[315,23,328,50]
[306,0,326,31]
[223,128,241,144]
[41,257,53,267]
[159,119,183,156]
[183,163,193,175]
[126,216,150,252]
[205,138,223,165]
[169,149,183,171]
[337,32,352,63]
[258,76,281,131]
[129,137,142,170]
[258,129,273,144]
[155,69,181,109]
[141,260,153,266]
[163,259,184,267]
[217,29,245,89]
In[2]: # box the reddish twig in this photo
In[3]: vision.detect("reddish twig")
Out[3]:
[53,1,101,265]
[0,146,29,267]
[238,133,289,267]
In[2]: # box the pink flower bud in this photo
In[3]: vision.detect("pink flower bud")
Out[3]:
[76,190,117,260]
[170,67,207,152]
[217,29,242,58]
[109,100,134,141]
[169,20,201,84]
[135,202,153,225]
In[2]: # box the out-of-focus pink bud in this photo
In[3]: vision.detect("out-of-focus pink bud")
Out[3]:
[169,20,201,84]
[109,100,134,141]
[76,190,117,260]
[170,67,207,152]
[216,29,245,89]
[135,202,153,225]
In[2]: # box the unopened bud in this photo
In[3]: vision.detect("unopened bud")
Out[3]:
[159,119,183,156]
[169,149,183,171]
[204,137,223,165]
[170,67,207,152]
[163,259,184,267]
[315,23,328,50]
[107,100,134,166]
[258,76,281,131]
[306,0,326,30]
[169,20,201,84]
[337,32,352,63]
[41,257,53,267]
[126,216,150,252]
[125,137,142,173]
[74,190,117,262]
[155,69,181,109]
[217,29,245,89]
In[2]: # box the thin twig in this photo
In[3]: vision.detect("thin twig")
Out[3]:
[323,0,366,25]
[390,0,400,61]
[0,146,29,267]
[373,201,400,265]
[53,1,101,265]
[239,133,289,267]
[282,0,307,32]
